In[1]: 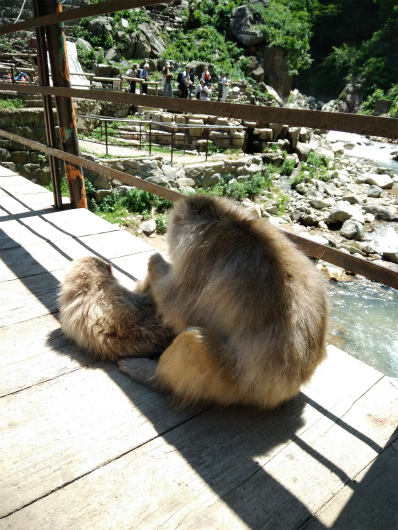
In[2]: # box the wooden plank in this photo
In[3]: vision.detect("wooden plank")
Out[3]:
[0,348,385,529]
[0,166,20,178]
[186,377,398,530]
[78,230,153,260]
[0,270,62,327]
[41,209,121,238]
[0,219,56,250]
[0,364,202,517]
[0,314,90,397]
[302,443,398,530]
[0,177,52,195]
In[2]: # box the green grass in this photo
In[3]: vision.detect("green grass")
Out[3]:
[0,98,24,110]
[45,177,70,197]
[290,152,332,188]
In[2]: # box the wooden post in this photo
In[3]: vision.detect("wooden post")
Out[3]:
[38,0,86,209]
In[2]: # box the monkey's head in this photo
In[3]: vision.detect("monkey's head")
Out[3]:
[63,256,113,295]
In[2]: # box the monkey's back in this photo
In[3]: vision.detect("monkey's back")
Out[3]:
[166,196,328,389]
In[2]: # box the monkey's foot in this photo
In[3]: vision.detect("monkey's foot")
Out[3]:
[118,358,158,388]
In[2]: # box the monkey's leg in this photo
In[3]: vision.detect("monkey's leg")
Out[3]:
[159,328,239,406]
[118,328,238,406]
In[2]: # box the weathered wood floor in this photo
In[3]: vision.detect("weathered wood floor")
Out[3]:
[0,165,397,530]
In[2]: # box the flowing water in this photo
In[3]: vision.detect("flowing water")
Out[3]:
[325,131,398,378]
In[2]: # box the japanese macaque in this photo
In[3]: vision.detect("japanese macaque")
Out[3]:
[118,195,329,410]
[58,256,175,361]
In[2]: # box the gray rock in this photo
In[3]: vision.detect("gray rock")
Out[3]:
[340,219,365,241]
[76,38,92,52]
[295,141,315,161]
[328,200,364,224]
[138,23,166,58]
[310,198,329,210]
[342,195,364,205]
[140,219,156,235]
[383,252,398,265]
[364,173,393,189]
[95,189,112,203]
[367,185,383,198]
[88,17,113,36]
[176,177,196,188]
[362,204,398,221]
[93,175,111,190]
[301,213,321,226]
[0,148,11,162]
[230,5,266,46]
[162,165,178,182]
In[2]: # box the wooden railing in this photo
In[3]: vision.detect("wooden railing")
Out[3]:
[0,0,397,289]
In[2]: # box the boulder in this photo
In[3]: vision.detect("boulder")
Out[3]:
[362,204,398,221]
[250,66,265,83]
[367,185,383,198]
[140,219,156,235]
[295,141,315,161]
[138,23,166,58]
[364,173,393,189]
[95,189,112,203]
[340,219,365,241]
[229,5,266,46]
[328,200,363,224]
[88,17,113,36]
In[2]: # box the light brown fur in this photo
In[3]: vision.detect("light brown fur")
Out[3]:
[58,256,175,361]
[119,195,329,409]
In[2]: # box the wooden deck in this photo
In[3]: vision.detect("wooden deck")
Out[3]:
[0,165,397,530]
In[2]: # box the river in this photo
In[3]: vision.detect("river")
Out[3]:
[325,131,398,378]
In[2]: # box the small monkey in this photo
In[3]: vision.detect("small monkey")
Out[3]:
[118,195,329,410]
[58,256,175,361]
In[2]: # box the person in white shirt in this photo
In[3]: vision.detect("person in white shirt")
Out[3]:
[200,82,213,101]
[195,80,205,100]
[140,63,149,94]
[222,73,230,103]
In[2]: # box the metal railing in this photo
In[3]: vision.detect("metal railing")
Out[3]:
[0,0,397,290]
[76,114,247,161]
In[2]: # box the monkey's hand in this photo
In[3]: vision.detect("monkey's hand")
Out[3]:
[148,253,170,278]
[118,358,159,389]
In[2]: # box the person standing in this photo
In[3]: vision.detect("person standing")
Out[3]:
[195,79,205,100]
[217,72,224,101]
[202,65,211,85]
[188,68,196,99]
[126,63,139,94]
[222,73,230,103]
[140,63,149,94]
[162,62,173,97]
[181,65,190,99]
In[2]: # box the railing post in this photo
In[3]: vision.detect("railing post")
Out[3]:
[149,121,152,155]
[139,122,142,150]
[32,0,62,210]
[10,65,14,84]
[171,126,174,164]
[206,130,209,162]
[37,0,86,209]
[105,120,108,156]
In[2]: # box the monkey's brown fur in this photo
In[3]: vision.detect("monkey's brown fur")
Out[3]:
[119,195,329,410]
[58,256,175,361]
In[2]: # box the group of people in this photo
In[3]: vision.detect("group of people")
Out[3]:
[125,62,231,102]
[177,65,231,102]
[125,63,150,94]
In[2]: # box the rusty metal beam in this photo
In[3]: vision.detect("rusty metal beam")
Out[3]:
[1,127,397,290]
[0,83,396,138]
[39,0,86,209]
[33,0,62,210]
[0,0,174,36]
